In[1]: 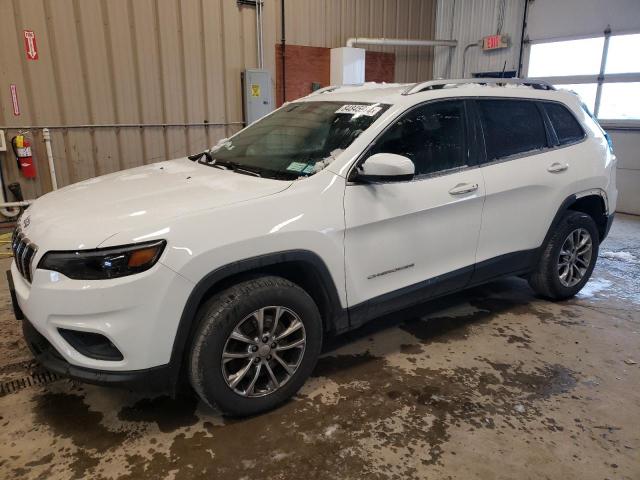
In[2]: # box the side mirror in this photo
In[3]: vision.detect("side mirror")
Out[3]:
[354,153,415,182]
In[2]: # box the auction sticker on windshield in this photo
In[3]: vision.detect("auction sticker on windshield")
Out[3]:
[335,104,382,116]
[286,162,308,172]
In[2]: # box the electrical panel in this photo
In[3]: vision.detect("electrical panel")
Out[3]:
[243,69,274,125]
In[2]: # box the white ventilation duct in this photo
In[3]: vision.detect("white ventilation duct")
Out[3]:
[345,37,458,48]
[330,48,366,85]
[331,38,458,85]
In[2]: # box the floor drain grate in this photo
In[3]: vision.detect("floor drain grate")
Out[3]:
[0,371,60,397]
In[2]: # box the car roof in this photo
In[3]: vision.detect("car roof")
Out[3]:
[297,79,583,110]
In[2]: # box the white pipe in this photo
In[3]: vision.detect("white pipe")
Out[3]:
[255,0,261,67]
[43,128,58,190]
[346,37,458,48]
[0,128,57,218]
[0,200,32,208]
[461,41,481,78]
[0,197,21,218]
[0,195,32,218]
[0,121,243,130]
[254,0,264,69]
[259,1,263,68]
[0,139,21,217]
[260,10,264,67]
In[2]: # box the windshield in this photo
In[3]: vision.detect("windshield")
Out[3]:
[208,101,390,179]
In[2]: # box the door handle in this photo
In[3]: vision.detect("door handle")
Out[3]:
[547,162,569,173]
[448,183,479,195]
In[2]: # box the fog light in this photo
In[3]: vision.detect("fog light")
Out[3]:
[58,329,124,361]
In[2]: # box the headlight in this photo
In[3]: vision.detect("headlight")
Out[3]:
[38,240,166,280]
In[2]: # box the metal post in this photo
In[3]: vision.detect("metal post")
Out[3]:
[42,128,58,190]
[594,26,611,118]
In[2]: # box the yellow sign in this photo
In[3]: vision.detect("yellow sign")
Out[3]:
[250,84,261,97]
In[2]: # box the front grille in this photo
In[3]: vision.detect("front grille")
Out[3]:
[11,227,38,283]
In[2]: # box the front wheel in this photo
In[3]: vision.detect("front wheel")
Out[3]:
[528,211,599,300]
[188,276,322,416]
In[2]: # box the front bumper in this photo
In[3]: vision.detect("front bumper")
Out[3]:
[22,318,174,391]
[11,258,194,375]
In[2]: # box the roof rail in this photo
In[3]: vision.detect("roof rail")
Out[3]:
[402,78,556,95]
[307,82,409,97]
[307,85,342,96]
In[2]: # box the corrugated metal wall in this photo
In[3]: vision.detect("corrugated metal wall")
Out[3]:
[434,0,525,78]
[284,0,437,83]
[0,0,278,200]
[0,0,435,202]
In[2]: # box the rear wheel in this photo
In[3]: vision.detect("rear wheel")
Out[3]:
[188,276,322,416]
[528,211,599,300]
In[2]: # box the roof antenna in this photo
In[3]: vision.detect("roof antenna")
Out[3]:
[500,60,507,78]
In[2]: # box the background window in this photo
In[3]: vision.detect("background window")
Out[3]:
[477,100,548,160]
[544,103,584,144]
[598,82,640,120]
[527,32,640,122]
[370,101,466,176]
[528,37,604,77]
[555,84,598,112]
[605,33,640,74]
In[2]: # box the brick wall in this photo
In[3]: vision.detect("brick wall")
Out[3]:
[276,45,395,106]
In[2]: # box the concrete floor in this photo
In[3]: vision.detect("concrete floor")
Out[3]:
[0,215,638,480]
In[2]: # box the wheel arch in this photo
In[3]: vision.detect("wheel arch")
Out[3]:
[542,191,610,255]
[568,191,609,240]
[167,250,347,389]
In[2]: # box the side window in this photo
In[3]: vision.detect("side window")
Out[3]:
[477,99,548,161]
[369,100,467,176]
[544,102,585,145]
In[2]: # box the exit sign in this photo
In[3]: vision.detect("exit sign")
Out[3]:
[483,34,509,51]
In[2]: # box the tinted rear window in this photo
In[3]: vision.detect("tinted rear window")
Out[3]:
[477,100,548,161]
[544,102,584,145]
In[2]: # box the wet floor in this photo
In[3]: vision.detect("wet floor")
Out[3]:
[0,215,638,479]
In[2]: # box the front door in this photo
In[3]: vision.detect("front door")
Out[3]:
[343,99,485,327]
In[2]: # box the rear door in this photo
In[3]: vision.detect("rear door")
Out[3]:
[343,99,486,326]
[472,98,581,282]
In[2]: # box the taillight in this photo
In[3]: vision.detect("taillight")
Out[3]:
[604,132,614,153]
[581,102,613,153]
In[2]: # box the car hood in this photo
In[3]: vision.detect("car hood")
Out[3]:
[21,157,293,249]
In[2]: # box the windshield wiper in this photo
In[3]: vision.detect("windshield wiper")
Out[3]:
[192,154,297,180]
[197,158,263,177]
[188,150,212,163]
[235,167,261,177]
[208,159,235,170]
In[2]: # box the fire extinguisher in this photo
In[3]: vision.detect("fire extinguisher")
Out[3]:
[11,134,37,179]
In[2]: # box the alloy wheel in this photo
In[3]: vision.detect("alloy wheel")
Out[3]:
[221,306,306,397]
[558,227,593,287]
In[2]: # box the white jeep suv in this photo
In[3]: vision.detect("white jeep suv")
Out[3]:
[9,79,617,416]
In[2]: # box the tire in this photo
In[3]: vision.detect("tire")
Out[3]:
[528,211,599,300]
[188,276,322,416]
